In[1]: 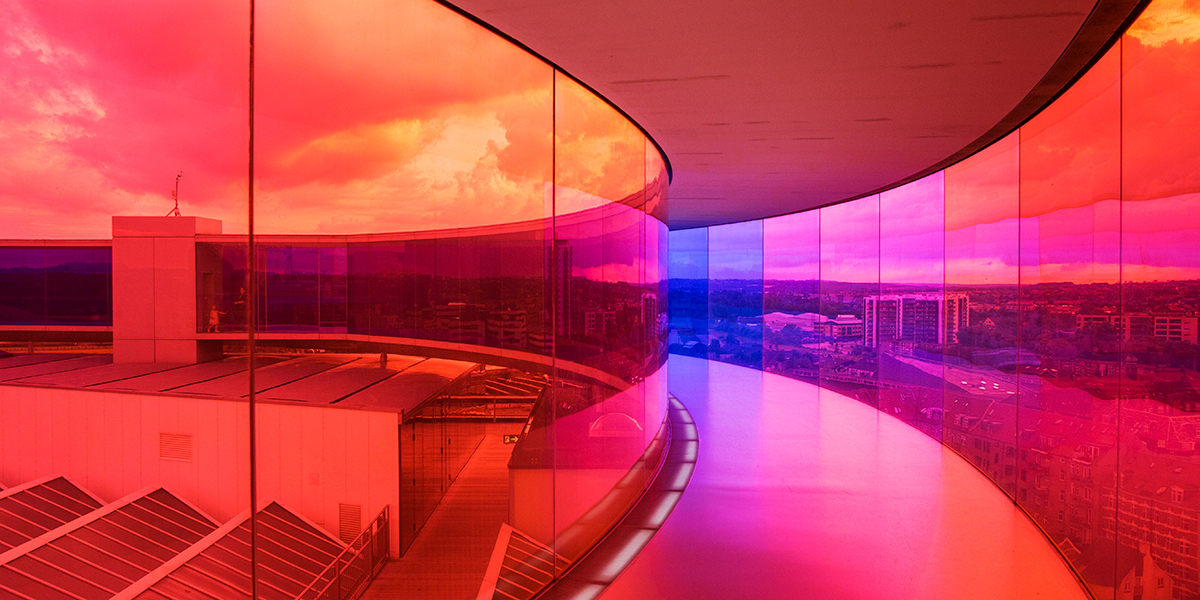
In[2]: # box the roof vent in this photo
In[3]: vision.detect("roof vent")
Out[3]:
[159,432,193,462]
[339,503,362,544]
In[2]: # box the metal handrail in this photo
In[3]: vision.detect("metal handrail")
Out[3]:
[294,506,390,600]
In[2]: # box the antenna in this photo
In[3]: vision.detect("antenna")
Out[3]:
[167,171,183,216]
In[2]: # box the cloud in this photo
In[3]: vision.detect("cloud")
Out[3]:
[1126,0,1200,47]
[0,0,572,238]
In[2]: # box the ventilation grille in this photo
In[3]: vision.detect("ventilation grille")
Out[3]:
[159,433,193,462]
[338,503,362,544]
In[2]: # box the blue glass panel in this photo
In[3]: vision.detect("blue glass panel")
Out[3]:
[707,220,764,369]
[668,228,708,357]
[0,248,46,326]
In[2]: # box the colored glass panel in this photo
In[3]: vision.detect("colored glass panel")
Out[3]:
[943,132,1021,497]
[764,210,821,383]
[707,221,764,369]
[820,197,880,407]
[878,173,945,439]
[1017,46,1120,597]
[1119,3,1200,598]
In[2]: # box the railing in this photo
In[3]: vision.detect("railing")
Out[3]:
[296,506,390,600]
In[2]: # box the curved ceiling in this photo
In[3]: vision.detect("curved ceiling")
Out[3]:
[443,0,1142,229]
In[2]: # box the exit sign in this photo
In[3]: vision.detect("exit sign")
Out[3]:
[503,435,520,444]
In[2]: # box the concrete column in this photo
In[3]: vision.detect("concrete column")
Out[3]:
[112,216,223,363]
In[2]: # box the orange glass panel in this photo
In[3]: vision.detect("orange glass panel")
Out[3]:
[1119,2,1200,599]
[1019,44,1121,598]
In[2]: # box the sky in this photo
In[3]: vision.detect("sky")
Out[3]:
[3,0,1198,285]
[0,0,654,239]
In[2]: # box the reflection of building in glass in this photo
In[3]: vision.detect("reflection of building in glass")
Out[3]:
[817,315,864,339]
[438,302,486,345]
[642,292,658,343]
[585,309,617,337]
[547,241,574,337]
[864,292,969,347]
[765,312,864,340]
[488,309,528,349]
[1078,312,1199,345]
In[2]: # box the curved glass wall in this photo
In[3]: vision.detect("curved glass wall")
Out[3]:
[670,1,1200,597]
[0,0,667,598]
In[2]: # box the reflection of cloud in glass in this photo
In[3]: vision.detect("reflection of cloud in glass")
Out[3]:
[1124,4,1200,206]
[554,73,645,211]
[945,219,1019,285]
[945,132,1018,231]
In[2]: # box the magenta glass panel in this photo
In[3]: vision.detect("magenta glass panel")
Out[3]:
[943,132,1021,497]
[879,173,945,439]
[764,210,821,383]
[645,141,670,442]
[1019,45,1121,597]
[1120,4,1200,598]
[820,197,880,407]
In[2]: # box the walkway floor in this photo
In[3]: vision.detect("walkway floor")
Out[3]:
[599,356,1088,600]
[363,428,518,600]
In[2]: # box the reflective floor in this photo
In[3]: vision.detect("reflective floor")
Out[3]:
[599,355,1088,600]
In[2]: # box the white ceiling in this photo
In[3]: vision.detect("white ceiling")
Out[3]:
[444,0,1139,228]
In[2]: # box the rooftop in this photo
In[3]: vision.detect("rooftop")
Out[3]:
[0,352,481,416]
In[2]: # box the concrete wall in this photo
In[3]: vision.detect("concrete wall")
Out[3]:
[112,216,223,363]
[0,385,401,557]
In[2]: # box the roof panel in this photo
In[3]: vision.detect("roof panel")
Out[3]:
[170,355,356,398]
[90,355,285,394]
[0,355,112,382]
[259,354,415,404]
[0,478,101,553]
[339,357,479,413]
[17,362,190,388]
[0,353,81,371]
[135,502,345,600]
[0,488,219,598]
